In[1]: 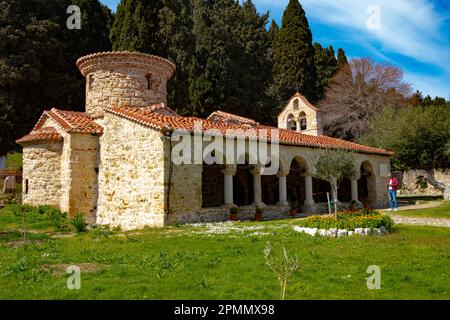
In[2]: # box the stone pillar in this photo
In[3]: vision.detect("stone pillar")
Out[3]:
[351,174,362,206]
[250,165,264,206]
[222,165,236,207]
[303,174,315,212]
[277,170,289,206]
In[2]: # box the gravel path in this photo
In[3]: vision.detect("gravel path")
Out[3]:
[380,201,450,228]
[390,215,450,228]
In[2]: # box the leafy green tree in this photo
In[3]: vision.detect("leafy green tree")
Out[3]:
[272,0,316,104]
[0,0,112,158]
[314,149,356,218]
[361,105,450,199]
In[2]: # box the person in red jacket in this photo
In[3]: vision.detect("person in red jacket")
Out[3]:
[387,172,399,211]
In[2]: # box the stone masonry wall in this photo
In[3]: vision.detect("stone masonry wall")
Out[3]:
[96,113,167,230]
[59,134,99,223]
[86,69,167,116]
[22,142,63,207]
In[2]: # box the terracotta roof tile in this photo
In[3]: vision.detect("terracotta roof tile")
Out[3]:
[207,110,258,126]
[32,108,103,135]
[104,105,394,156]
[16,127,62,144]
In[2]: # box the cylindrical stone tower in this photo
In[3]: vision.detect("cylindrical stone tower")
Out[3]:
[76,51,176,117]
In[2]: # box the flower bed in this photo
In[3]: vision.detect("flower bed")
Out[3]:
[297,208,394,232]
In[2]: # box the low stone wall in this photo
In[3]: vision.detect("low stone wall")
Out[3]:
[398,169,450,196]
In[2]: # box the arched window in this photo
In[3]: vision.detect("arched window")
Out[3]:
[287,114,297,130]
[293,99,299,110]
[299,112,307,131]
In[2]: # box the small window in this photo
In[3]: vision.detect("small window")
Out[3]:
[146,74,151,90]
[25,179,29,194]
[293,99,299,110]
[299,112,307,131]
[87,74,93,91]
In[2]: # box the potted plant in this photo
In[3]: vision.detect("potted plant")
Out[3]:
[255,206,263,221]
[288,199,297,216]
[229,207,239,221]
[349,200,356,212]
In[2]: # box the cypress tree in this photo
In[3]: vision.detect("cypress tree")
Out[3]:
[314,43,338,101]
[110,0,164,55]
[337,48,349,69]
[190,0,273,121]
[268,19,280,48]
[272,0,316,103]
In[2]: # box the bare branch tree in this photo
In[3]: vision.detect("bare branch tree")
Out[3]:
[319,58,411,141]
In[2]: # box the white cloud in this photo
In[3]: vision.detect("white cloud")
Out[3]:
[255,0,450,72]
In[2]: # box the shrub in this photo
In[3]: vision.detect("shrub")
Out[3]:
[40,206,71,231]
[71,213,87,232]
[298,209,394,231]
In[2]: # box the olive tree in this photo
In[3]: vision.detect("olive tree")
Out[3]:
[314,149,356,218]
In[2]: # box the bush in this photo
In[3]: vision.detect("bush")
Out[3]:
[71,213,87,232]
[40,206,71,231]
[298,209,394,231]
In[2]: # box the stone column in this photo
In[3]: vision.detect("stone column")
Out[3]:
[277,170,289,206]
[222,165,236,207]
[303,174,315,212]
[250,165,264,206]
[351,174,362,206]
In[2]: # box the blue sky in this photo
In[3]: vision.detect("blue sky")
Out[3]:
[100,0,450,99]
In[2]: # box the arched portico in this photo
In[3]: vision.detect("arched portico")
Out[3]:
[358,160,377,204]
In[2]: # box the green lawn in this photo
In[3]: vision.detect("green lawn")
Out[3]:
[0,206,449,300]
[395,202,450,219]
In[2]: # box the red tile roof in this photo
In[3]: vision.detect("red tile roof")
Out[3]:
[207,110,258,126]
[31,108,103,134]
[17,108,103,145]
[16,127,63,144]
[104,105,394,156]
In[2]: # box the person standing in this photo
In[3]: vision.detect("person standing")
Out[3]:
[387,172,399,211]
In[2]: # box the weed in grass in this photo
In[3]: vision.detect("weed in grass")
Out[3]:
[70,214,87,233]
[263,241,300,300]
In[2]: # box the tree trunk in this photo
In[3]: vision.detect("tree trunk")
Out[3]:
[424,170,450,201]
[332,181,338,219]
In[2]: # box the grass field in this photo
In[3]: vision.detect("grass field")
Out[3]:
[0,204,449,300]
[395,202,450,219]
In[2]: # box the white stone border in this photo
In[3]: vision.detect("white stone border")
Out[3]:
[293,226,389,237]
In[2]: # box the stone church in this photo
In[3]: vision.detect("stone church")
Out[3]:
[17,51,393,230]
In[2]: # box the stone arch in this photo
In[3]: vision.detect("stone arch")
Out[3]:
[286,156,309,209]
[202,150,226,208]
[358,160,377,203]
[261,155,280,205]
[233,153,254,206]
[299,112,307,131]
[293,99,299,110]
[287,114,297,131]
